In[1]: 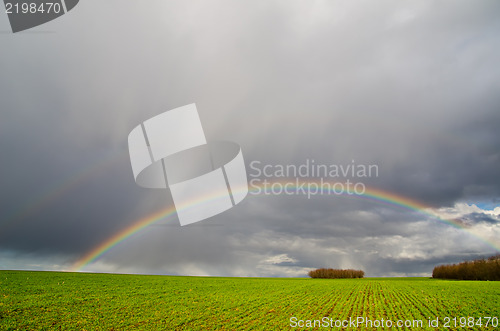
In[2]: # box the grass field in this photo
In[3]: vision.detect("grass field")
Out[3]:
[1,271,499,330]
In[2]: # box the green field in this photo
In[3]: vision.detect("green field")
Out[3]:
[1,271,499,330]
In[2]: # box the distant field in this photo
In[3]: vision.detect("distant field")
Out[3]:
[1,271,499,330]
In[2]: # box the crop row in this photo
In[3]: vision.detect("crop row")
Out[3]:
[1,271,499,330]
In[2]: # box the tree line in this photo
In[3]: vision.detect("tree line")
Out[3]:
[308,268,364,279]
[432,254,500,281]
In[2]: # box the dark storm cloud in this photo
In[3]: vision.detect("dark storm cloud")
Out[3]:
[0,0,499,276]
[461,213,499,225]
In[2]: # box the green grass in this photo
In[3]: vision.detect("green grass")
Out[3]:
[1,271,499,330]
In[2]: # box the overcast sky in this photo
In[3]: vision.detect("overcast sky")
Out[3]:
[1,0,499,277]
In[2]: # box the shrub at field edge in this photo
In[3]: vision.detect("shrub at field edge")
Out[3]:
[308,268,365,279]
[432,254,500,281]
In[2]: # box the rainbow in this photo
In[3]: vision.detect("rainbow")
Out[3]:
[71,179,500,272]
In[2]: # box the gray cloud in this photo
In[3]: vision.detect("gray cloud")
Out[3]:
[0,0,499,277]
